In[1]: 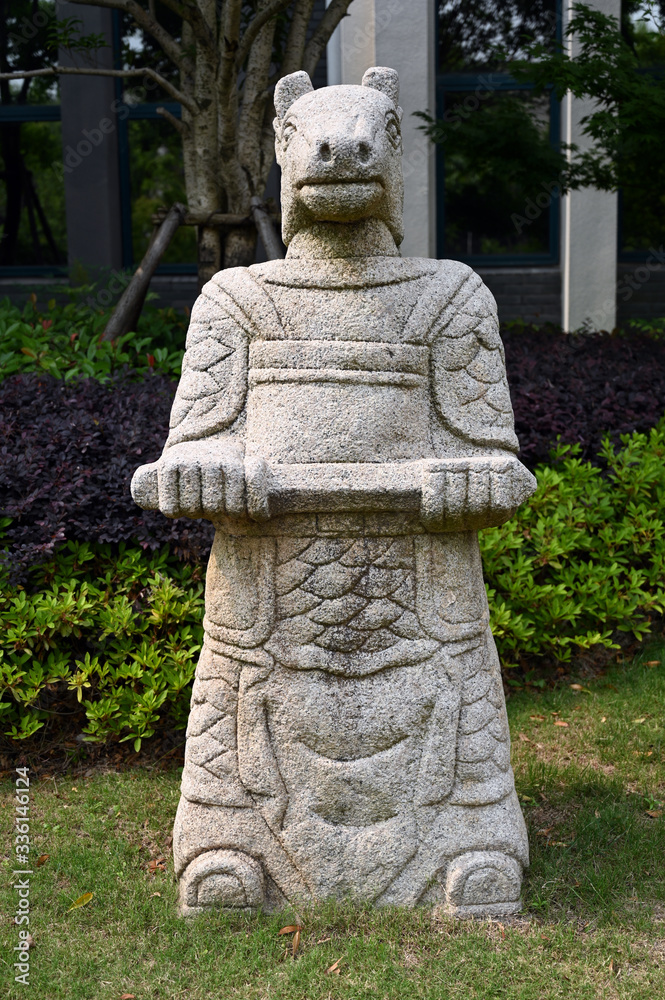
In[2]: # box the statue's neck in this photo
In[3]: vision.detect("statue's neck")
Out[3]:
[286,219,400,259]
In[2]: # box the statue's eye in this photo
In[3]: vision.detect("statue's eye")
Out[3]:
[282,120,297,146]
[385,113,401,149]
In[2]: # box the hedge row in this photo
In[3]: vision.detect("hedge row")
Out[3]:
[3,320,665,576]
[2,423,664,743]
[503,323,665,466]
[0,372,213,576]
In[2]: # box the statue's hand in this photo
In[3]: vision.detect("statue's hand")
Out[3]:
[420,455,536,530]
[130,441,272,521]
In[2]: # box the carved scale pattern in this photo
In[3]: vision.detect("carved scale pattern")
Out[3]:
[273,535,419,654]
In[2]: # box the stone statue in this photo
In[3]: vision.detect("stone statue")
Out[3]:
[131,67,536,917]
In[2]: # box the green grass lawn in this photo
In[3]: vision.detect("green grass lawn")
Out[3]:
[1,648,664,1000]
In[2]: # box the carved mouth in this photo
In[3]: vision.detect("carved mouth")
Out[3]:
[295,178,385,221]
[296,177,384,190]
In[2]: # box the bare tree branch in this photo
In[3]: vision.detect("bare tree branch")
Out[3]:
[219,0,243,96]
[303,0,353,78]
[237,4,279,198]
[157,104,190,135]
[236,0,293,71]
[281,0,315,78]
[0,65,198,114]
[218,0,243,171]
[157,0,216,53]
[67,0,193,74]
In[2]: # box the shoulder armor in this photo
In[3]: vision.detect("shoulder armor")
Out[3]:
[424,261,519,453]
[167,269,282,447]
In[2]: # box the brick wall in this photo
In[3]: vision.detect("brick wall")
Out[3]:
[476,267,562,326]
[4,263,665,330]
[617,262,665,325]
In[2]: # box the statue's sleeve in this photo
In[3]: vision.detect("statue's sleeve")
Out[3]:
[429,266,519,453]
[165,271,252,448]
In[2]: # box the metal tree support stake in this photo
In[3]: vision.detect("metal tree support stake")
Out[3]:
[102,203,187,341]
[103,202,284,341]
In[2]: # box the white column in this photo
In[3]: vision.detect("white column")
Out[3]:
[561,0,619,331]
[339,0,436,258]
[57,4,123,273]
[325,0,343,85]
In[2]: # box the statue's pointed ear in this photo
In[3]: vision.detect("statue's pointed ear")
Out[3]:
[274,71,314,118]
[362,66,399,106]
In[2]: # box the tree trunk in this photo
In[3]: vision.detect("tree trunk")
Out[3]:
[223,225,259,269]
[197,223,222,288]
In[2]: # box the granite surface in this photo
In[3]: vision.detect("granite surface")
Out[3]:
[131,66,536,916]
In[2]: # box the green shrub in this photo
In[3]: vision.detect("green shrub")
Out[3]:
[0,540,204,746]
[481,421,665,670]
[0,291,186,382]
[2,422,665,746]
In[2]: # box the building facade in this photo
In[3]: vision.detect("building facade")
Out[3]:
[1,0,663,328]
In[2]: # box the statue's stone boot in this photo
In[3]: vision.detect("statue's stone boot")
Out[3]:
[443,851,523,917]
[178,849,266,916]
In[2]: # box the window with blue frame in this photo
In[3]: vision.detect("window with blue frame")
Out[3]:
[0,2,67,275]
[0,9,194,276]
[435,0,562,266]
[113,11,195,272]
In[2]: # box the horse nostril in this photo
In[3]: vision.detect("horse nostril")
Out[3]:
[319,141,332,162]
[357,141,371,162]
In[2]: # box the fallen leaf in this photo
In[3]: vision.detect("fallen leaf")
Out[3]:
[36,854,50,867]
[553,720,569,727]
[148,858,166,874]
[326,957,343,975]
[537,826,555,836]
[150,892,162,897]
[595,810,601,818]
[530,715,546,721]
[632,718,646,724]
[518,732,533,743]
[601,716,607,723]
[519,794,534,802]
[548,840,570,847]
[569,684,591,693]
[609,957,619,975]
[292,928,301,957]
[66,892,93,912]
[646,809,663,818]
[26,934,35,948]
[646,661,659,667]
[120,994,136,999]
[317,937,332,944]
[278,924,302,936]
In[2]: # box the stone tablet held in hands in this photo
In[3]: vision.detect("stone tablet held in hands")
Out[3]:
[131,66,536,916]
